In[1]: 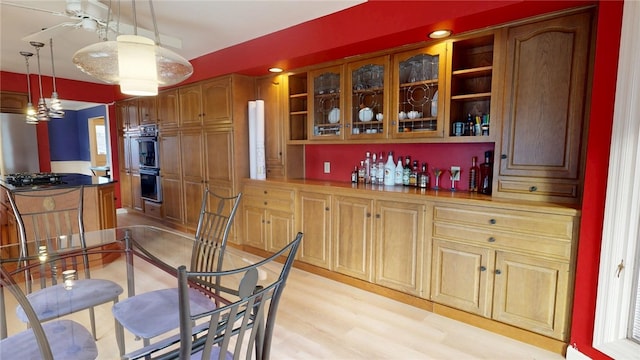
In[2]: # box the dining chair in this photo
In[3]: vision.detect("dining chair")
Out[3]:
[6,186,123,340]
[112,188,243,355]
[121,231,303,360]
[0,263,98,360]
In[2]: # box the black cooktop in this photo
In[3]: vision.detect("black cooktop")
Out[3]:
[4,173,64,187]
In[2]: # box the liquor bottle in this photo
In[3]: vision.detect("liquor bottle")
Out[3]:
[364,152,371,183]
[419,163,429,189]
[351,166,358,183]
[358,160,366,184]
[377,152,385,184]
[479,151,493,195]
[468,156,479,192]
[384,151,396,186]
[402,156,411,186]
[409,160,419,187]
[370,152,377,184]
[394,156,404,185]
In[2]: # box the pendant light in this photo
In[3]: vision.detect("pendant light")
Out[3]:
[20,51,38,124]
[48,38,64,118]
[72,0,193,96]
[31,41,50,122]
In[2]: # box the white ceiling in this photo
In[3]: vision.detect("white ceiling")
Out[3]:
[0,0,364,84]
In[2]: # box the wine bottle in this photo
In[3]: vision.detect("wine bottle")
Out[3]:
[479,151,493,195]
[351,166,358,183]
[402,156,411,186]
[419,163,429,189]
[409,160,418,187]
[468,156,479,192]
[358,160,366,184]
[370,152,377,184]
[364,152,371,184]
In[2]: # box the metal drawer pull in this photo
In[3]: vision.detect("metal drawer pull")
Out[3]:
[489,218,496,224]
[529,186,537,192]
[480,266,487,272]
[488,237,496,242]
[495,269,502,275]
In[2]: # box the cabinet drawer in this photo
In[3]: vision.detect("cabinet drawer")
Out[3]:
[243,196,293,212]
[144,201,163,219]
[497,179,578,199]
[433,205,575,240]
[243,185,294,201]
[433,222,572,260]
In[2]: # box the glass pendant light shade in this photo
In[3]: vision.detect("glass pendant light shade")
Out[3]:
[118,35,158,96]
[72,37,193,95]
[20,51,38,124]
[48,38,65,118]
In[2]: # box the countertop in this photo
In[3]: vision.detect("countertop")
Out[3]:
[0,173,116,192]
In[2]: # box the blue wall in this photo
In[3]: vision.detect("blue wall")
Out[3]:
[48,105,105,161]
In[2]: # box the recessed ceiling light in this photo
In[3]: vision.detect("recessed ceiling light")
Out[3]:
[429,29,452,39]
[269,67,283,73]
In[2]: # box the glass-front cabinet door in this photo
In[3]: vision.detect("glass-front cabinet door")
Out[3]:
[391,43,446,138]
[308,66,344,140]
[346,56,390,139]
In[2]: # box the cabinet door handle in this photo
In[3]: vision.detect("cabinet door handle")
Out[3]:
[266,221,271,224]
[529,186,537,192]
[501,154,507,159]
[263,201,268,206]
[480,266,487,272]
[325,207,330,211]
[263,190,268,194]
[375,214,380,219]
[366,212,371,218]
[489,218,496,224]
[495,269,502,275]
[488,237,496,242]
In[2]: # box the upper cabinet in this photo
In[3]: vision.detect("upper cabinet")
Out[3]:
[496,10,593,204]
[178,77,233,128]
[391,43,446,139]
[308,65,344,140]
[445,33,498,141]
[287,72,308,142]
[345,55,391,140]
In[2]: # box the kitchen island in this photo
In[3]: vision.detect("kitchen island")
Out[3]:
[0,173,117,258]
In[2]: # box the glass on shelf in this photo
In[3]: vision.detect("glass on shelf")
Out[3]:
[432,168,443,190]
[449,167,461,192]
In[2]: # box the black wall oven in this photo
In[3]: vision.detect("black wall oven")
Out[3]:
[140,167,162,203]
[138,124,162,203]
[138,124,159,168]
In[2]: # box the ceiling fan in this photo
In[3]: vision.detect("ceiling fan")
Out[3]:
[5,0,182,49]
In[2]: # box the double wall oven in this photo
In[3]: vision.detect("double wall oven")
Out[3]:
[137,124,162,203]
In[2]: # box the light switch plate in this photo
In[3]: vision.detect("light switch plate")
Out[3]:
[324,162,331,173]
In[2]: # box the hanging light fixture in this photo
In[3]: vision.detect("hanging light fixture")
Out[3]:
[20,51,38,124]
[31,41,50,122]
[72,0,193,96]
[48,38,64,118]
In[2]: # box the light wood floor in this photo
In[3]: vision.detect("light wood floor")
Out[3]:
[3,211,566,359]
[113,211,564,360]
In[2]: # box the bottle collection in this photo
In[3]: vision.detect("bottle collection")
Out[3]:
[351,150,493,195]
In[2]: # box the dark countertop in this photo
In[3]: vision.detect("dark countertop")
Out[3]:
[0,173,116,192]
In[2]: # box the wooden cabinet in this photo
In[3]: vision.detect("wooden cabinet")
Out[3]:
[242,183,295,252]
[0,91,28,114]
[138,96,157,125]
[179,76,236,128]
[180,129,205,229]
[95,183,117,229]
[287,72,308,142]
[117,132,143,211]
[345,55,391,139]
[430,203,577,340]
[445,32,500,141]
[297,191,332,269]
[116,98,143,131]
[332,195,373,282]
[374,199,425,296]
[391,42,446,138]
[159,130,183,223]
[157,89,179,128]
[496,11,592,203]
[308,65,344,140]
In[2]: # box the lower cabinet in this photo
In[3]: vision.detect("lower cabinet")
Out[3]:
[430,203,576,341]
[242,183,295,251]
[332,195,373,282]
[374,200,425,296]
[297,191,331,268]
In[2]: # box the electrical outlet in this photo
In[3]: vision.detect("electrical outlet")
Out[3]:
[450,166,461,181]
[324,162,331,174]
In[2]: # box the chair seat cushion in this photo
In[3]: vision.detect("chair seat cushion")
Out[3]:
[16,279,124,322]
[191,346,233,360]
[0,319,98,360]
[112,287,217,339]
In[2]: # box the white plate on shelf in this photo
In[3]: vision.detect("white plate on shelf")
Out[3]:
[431,90,438,116]
[328,108,340,124]
[359,107,373,122]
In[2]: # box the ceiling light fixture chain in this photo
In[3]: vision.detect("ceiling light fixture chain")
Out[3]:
[19,51,38,124]
[31,41,50,122]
